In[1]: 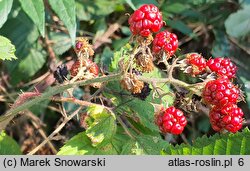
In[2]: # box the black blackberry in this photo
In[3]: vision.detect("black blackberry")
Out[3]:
[132,68,142,76]
[132,82,151,100]
[54,64,68,83]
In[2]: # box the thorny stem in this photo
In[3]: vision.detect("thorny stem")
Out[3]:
[0,73,122,128]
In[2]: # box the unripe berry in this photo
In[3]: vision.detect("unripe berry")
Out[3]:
[186,53,206,76]
[152,30,178,57]
[210,103,244,133]
[128,4,163,37]
[156,106,187,135]
[203,77,239,107]
[206,57,237,79]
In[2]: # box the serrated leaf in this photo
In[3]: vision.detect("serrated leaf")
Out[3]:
[48,0,76,45]
[225,6,250,38]
[0,131,22,155]
[19,0,45,37]
[86,105,117,147]
[164,128,250,155]
[0,36,17,61]
[0,0,13,28]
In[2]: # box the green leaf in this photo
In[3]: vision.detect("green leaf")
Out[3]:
[100,47,113,68]
[49,32,71,55]
[19,0,45,37]
[163,128,250,155]
[0,0,13,28]
[0,10,40,84]
[86,105,117,147]
[18,46,46,78]
[57,128,129,155]
[0,131,22,155]
[211,30,230,57]
[225,6,250,38]
[167,20,194,36]
[121,135,169,155]
[57,132,98,155]
[126,99,159,132]
[162,3,190,14]
[126,0,158,9]
[48,0,76,45]
[0,35,17,61]
[109,44,132,72]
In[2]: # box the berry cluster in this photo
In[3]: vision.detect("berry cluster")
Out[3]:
[156,106,187,135]
[201,63,243,132]
[128,4,178,59]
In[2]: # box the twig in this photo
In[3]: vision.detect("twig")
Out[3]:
[28,106,83,155]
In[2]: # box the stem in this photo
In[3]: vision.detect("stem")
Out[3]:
[0,73,122,126]
[138,76,199,94]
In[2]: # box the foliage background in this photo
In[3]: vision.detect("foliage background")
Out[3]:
[0,0,250,154]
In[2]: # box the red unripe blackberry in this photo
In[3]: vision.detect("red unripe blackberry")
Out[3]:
[70,59,99,77]
[186,53,207,76]
[203,77,239,107]
[210,103,244,133]
[156,106,187,135]
[128,4,163,37]
[152,30,178,57]
[206,57,237,79]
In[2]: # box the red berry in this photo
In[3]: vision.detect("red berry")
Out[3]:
[209,103,244,133]
[128,4,163,37]
[152,30,178,57]
[156,106,187,135]
[70,59,99,77]
[186,53,207,76]
[206,57,237,79]
[203,77,239,107]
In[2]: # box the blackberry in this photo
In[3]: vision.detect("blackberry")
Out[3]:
[132,82,152,100]
[54,64,68,83]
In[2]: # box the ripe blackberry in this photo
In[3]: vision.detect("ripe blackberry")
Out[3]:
[203,77,239,107]
[152,30,178,58]
[128,4,163,37]
[70,59,99,77]
[186,53,206,76]
[206,57,237,79]
[132,82,152,100]
[156,106,187,135]
[54,64,68,83]
[210,103,244,133]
